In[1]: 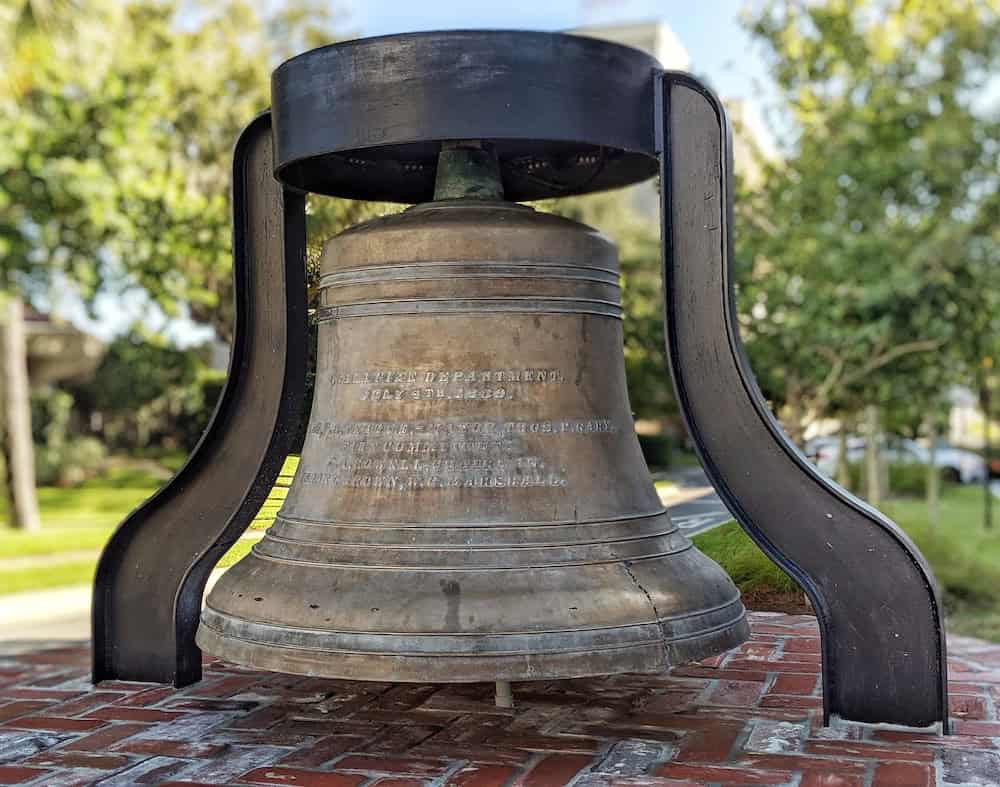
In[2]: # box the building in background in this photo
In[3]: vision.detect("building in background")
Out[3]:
[572,20,768,221]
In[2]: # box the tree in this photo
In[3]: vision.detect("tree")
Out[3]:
[0,0,110,528]
[1,1,384,526]
[736,0,1000,451]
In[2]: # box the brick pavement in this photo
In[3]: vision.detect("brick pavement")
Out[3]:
[0,612,998,786]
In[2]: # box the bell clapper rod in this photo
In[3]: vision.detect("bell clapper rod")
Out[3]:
[495,680,514,708]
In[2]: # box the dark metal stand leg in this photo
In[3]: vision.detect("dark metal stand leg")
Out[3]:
[657,73,948,729]
[92,113,307,687]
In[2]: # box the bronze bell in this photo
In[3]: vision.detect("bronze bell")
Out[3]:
[196,138,749,682]
[95,30,949,730]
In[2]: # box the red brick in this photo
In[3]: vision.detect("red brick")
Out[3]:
[492,734,600,753]
[707,679,765,707]
[769,674,819,695]
[93,680,160,691]
[84,706,181,722]
[871,762,934,787]
[0,689,81,701]
[739,643,779,659]
[334,756,450,777]
[163,698,258,712]
[113,685,176,707]
[3,715,106,732]
[671,666,769,682]
[952,719,1000,736]
[515,754,593,786]
[368,780,427,787]
[278,735,371,768]
[728,659,819,673]
[240,768,365,787]
[187,675,261,698]
[657,763,791,784]
[800,773,864,787]
[412,743,533,766]
[227,705,287,730]
[752,623,811,636]
[870,730,996,751]
[673,720,744,762]
[0,701,50,722]
[949,693,989,719]
[112,737,227,758]
[804,740,935,762]
[23,749,130,769]
[0,766,49,784]
[446,764,518,787]
[47,691,126,716]
[62,722,147,750]
[784,637,821,653]
[159,783,234,787]
[741,754,866,776]
[759,695,824,710]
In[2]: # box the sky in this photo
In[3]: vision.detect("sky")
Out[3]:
[347,0,775,106]
[60,0,778,346]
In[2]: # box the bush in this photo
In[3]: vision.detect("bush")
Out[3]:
[638,434,674,469]
[31,387,108,485]
[36,437,107,486]
[847,461,951,498]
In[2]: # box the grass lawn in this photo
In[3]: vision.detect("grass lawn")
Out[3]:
[694,484,1000,642]
[0,457,298,595]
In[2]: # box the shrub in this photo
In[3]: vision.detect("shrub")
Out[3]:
[846,461,951,498]
[36,436,107,486]
[638,434,673,469]
[31,387,107,485]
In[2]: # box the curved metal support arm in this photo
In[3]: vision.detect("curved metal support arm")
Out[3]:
[656,72,948,729]
[92,113,308,686]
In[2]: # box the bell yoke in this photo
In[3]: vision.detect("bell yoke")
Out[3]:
[93,30,949,730]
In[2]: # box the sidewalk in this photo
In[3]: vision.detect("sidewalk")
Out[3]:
[1,613,997,786]
[0,570,229,650]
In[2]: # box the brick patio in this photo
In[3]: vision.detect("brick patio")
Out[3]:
[1,612,998,786]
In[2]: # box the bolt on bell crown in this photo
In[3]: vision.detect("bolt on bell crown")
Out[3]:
[196,142,748,681]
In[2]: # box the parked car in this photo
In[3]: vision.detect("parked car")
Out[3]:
[807,435,987,484]
[805,436,865,476]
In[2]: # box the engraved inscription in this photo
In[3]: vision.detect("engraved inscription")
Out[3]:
[333,368,566,404]
[303,418,617,492]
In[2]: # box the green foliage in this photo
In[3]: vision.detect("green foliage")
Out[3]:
[69,328,223,453]
[80,330,202,415]
[846,460,952,497]
[638,434,674,469]
[1,0,377,341]
[30,387,106,485]
[738,0,1000,439]
[693,522,800,596]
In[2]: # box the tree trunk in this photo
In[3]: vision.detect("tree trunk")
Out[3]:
[783,396,805,446]
[926,418,939,528]
[865,404,882,507]
[983,383,993,531]
[0,296,41,531]
[835,421,851,490]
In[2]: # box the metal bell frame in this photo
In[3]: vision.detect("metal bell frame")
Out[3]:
[92,30,948,730]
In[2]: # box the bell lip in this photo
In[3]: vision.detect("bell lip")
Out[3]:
[196,606,749,683]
